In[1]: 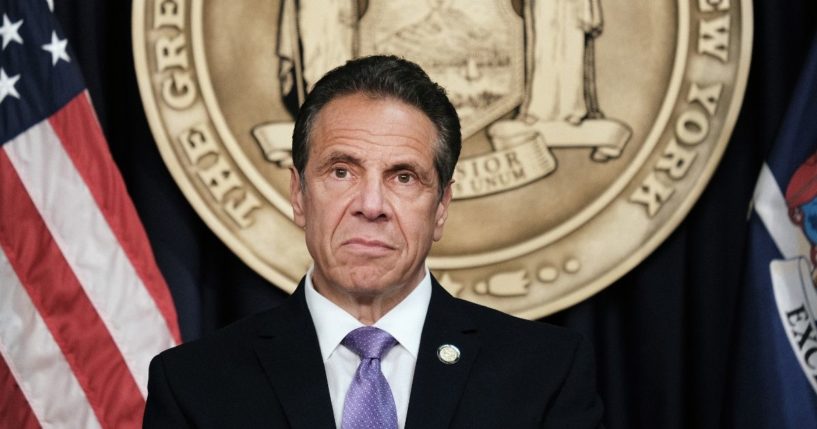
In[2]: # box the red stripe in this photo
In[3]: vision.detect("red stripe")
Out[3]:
[0,151,144,429]
[0,354,41,429]
[48,93,181,343]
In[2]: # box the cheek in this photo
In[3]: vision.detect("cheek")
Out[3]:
[305,195,349,242]
[397,206,440,245]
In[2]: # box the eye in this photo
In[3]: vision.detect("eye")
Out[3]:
[333,168,348,179]
[396,173,413,184]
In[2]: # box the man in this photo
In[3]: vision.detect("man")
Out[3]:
[143,55,603,428]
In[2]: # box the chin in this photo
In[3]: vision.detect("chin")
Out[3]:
[349,264,424,295]
[346,267,394,292]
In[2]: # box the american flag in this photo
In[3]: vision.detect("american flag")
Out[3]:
[0,1,180,428]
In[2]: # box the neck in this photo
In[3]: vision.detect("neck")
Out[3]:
[310,271,423,325]
[339,297,403,325]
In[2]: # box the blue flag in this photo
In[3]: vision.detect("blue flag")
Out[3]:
[727,34,817,427]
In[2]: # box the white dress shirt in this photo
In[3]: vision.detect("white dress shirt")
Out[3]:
[304,267,431,429]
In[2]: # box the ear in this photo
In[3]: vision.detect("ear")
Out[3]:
[432,181,454,242]
[289,166,306,228]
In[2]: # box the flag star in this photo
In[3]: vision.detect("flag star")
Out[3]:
[0,68,22,104]
[0,14,24,50]
[42,31,70,66]
[46,0,54,12]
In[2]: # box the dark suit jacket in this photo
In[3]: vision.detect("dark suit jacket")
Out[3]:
[143,278,603,428]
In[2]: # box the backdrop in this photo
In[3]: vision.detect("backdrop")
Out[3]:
[52,1,817,427]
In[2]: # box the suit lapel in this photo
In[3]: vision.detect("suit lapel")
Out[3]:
[253,282,336,429]
[405,278,480,428]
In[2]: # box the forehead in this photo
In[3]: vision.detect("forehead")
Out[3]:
[309,93,438,162]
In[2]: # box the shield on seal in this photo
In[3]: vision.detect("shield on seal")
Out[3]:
[257,0,526,166]
[359,0,525,138]
[356,1,525,139]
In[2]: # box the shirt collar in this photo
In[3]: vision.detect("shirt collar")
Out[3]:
[304,266,431,362]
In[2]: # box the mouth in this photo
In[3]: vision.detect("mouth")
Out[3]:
[341,238,396,255]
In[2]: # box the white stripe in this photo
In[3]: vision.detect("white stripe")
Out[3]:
[4,121,175,397]
[770,258,817,395]
[753,163,813,265]
[0,246,102,429]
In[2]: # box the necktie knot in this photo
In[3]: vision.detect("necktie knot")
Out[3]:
[342,326,396,360]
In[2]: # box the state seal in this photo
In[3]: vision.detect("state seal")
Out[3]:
[133,0,752,318]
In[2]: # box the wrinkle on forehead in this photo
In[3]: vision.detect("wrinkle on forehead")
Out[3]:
[314,134,432,162]
[312,96,436,156]
[314,95,437,144]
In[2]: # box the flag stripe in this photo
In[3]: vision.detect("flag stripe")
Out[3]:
[5,105,174,398]
[0,353,42,429]
[0,200,100,429]
[0,150,143,429]
[48,93,181,344]
[753,164,813,262]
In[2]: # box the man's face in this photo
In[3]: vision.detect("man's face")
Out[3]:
[290,93,452,307]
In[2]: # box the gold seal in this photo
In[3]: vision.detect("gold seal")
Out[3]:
[132,0,752,318]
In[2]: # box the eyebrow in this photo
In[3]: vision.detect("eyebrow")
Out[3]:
[386,162,422,174]
[317,152,363,170]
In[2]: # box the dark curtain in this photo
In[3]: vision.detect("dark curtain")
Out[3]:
[53,1,817,428]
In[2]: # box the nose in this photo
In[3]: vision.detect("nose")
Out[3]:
[353,176,389,221]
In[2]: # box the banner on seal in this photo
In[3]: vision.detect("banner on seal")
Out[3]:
[253,118,631,200]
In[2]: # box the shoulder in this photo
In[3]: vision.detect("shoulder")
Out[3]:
[152,307,278,372]
[143,300,319,426]
[426,279,587,365]
[156,283,311,366]
[452,295,583,350]
[432,294,604,427]
[448,294,594,382]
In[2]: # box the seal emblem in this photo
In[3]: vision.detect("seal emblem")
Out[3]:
[133,0,752,318]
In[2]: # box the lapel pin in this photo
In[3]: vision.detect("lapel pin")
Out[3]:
[437,344,460,364]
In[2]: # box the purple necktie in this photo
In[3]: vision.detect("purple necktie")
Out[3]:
[341,326,398,429]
